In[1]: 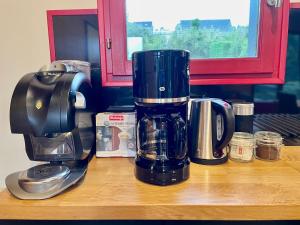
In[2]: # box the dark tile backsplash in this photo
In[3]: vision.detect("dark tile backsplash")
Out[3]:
[91,65,298,115]
[91,64,298,114]
[91,67,255,113]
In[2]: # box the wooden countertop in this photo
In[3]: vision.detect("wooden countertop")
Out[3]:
[1,147,300,220]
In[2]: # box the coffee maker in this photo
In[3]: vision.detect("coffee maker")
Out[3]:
[6,61,95,199]
[132,50,190,186]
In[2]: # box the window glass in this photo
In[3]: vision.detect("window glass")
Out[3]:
[126,0,260,60]
[53,15,100,64]
[255,10,300,104]
[254,36,300,101]
[282,34,300,100]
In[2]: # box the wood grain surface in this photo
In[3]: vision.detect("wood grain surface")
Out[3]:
[1,147,300,220]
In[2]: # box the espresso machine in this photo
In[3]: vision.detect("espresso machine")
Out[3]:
[6,61,95,199]
[132,50,190,186]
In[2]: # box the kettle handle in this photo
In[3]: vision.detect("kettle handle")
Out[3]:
[212,100,235,151]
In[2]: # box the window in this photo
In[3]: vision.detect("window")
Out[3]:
[126,0,259,60]
[98,0,289,86]
[47,9,100,64]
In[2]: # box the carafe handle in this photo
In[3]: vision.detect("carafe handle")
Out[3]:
[171,116,187,160]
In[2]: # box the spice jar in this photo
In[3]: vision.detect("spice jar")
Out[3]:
[254,131,283,161]
[229,132,255,162]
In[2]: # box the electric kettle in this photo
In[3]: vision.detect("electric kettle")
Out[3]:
[188,98,235,165]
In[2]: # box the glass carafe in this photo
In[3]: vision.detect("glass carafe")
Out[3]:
[137,114,187,161]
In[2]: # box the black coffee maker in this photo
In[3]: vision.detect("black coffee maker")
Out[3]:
[132,50,190,186]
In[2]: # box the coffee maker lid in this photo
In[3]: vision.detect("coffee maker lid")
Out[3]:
[132,49,190,73]
[132,49,190,102]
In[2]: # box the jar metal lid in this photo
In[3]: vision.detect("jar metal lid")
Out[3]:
[232,103,254,116]
[254,131,283,146]
[230,132,255,147]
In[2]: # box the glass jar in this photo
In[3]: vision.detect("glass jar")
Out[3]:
[254,131,283,161]
[229,132,255,162]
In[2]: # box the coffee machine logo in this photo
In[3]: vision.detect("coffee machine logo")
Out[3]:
[159,87,165,92]
[35,100,43,110]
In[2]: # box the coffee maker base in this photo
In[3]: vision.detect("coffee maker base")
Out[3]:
[135,163,190,186]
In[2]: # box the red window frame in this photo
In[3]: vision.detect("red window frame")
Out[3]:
[290,2,300,8]
[98,0,290,87]
[47,9,98,62]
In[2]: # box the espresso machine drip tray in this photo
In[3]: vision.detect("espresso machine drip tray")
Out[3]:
[18,165,70,193]
[5,163,87,200]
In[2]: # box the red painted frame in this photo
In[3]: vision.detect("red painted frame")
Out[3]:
[290,2,300,8]
[47,9,98,62]
[98,0,290,87]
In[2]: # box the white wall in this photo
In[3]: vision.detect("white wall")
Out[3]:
[291,0,300,2]
[0,0,97,188]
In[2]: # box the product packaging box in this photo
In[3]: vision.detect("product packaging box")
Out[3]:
[96,112,136,157]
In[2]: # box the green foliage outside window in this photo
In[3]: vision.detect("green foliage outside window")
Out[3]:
[127,19,249,59]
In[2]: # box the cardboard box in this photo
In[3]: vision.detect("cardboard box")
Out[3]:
[96,112,136,157]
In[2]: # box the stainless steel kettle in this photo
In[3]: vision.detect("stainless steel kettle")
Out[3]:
[188,98,235,165]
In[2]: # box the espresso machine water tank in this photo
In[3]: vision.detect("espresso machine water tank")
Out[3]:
[133,50,190,186]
